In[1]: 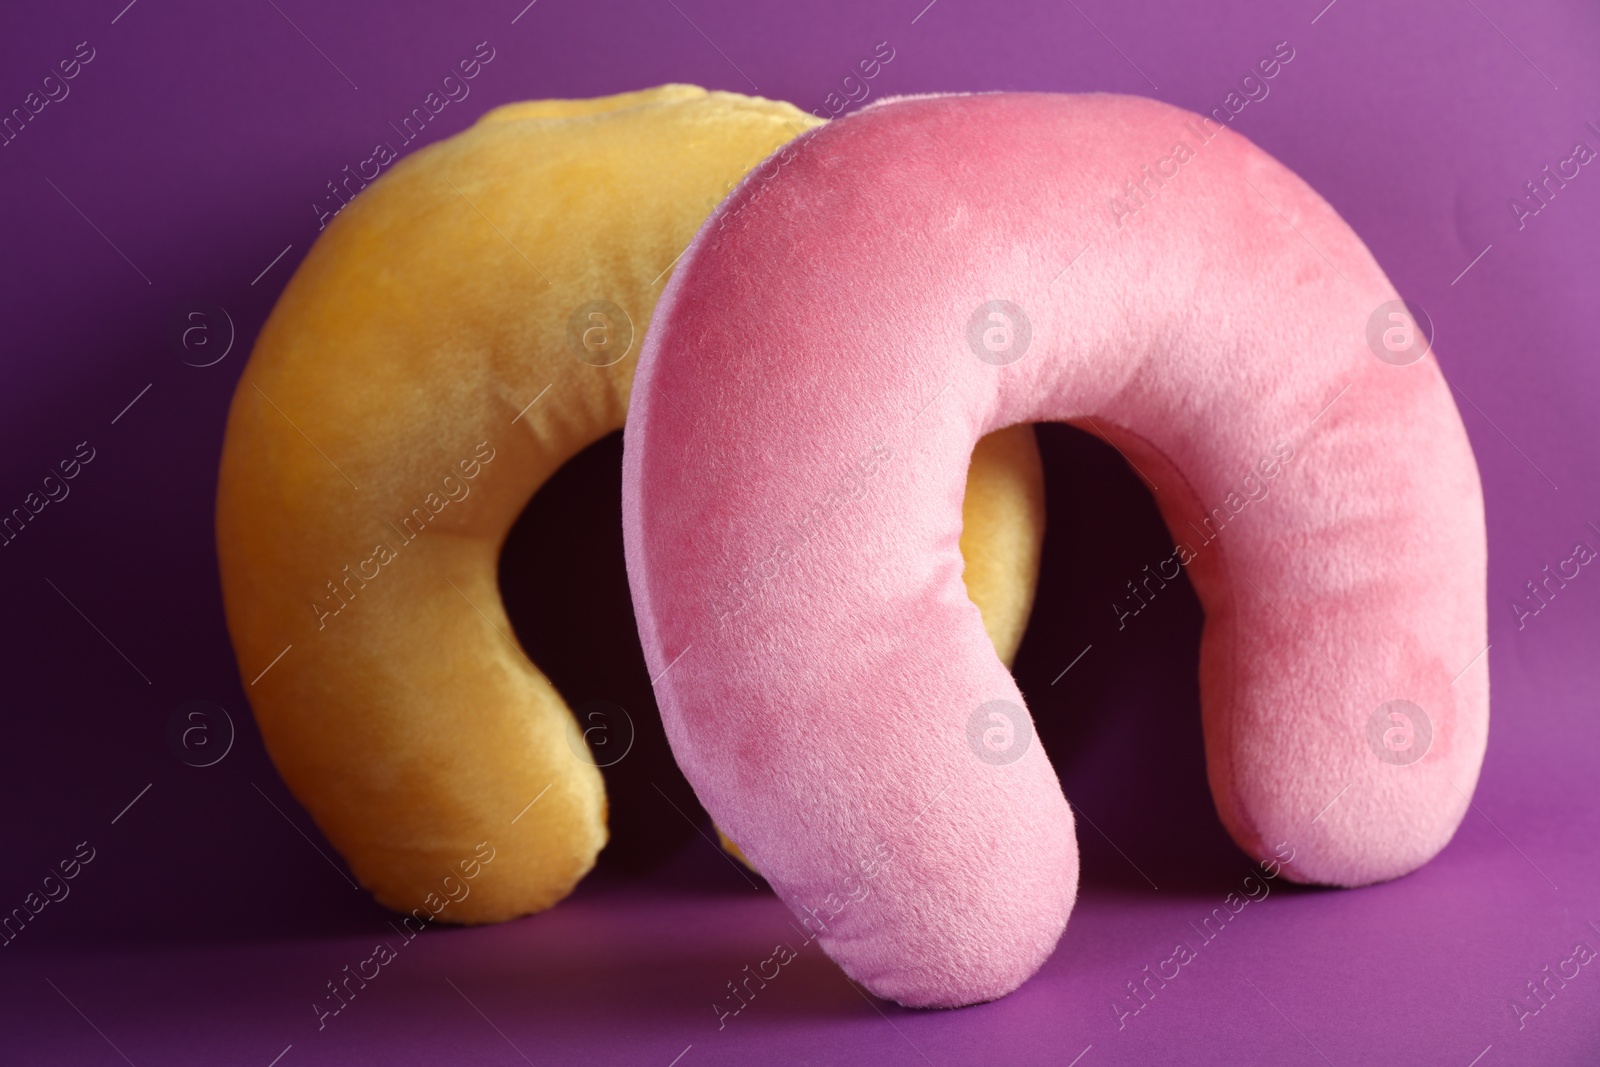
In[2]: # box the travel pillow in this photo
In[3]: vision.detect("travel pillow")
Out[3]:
[623,91,1489,1007]
[214,85,1046,924]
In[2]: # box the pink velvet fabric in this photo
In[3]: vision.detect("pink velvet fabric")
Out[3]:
[622,92,1488,1009]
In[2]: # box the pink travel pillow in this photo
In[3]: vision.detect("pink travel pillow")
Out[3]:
[622,91,1488,1009]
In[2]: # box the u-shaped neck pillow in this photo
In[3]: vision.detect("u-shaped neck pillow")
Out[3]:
[215,86,1046,923]
[623,91,1489,1007]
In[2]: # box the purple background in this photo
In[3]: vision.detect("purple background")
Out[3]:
[3,0,1598,1063]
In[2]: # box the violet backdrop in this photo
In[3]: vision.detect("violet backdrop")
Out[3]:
[1,0,1596,1063]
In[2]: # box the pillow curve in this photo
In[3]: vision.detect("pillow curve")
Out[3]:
[622,91,1488,1007]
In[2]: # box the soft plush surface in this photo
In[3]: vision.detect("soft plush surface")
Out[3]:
[215,86,1044,925]
[719,423,1044,868]
[624,91,1488,1007]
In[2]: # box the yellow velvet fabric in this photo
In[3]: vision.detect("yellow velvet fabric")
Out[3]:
[216,85,1044,923]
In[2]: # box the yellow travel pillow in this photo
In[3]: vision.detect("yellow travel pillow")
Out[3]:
[215,85,1044,923]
